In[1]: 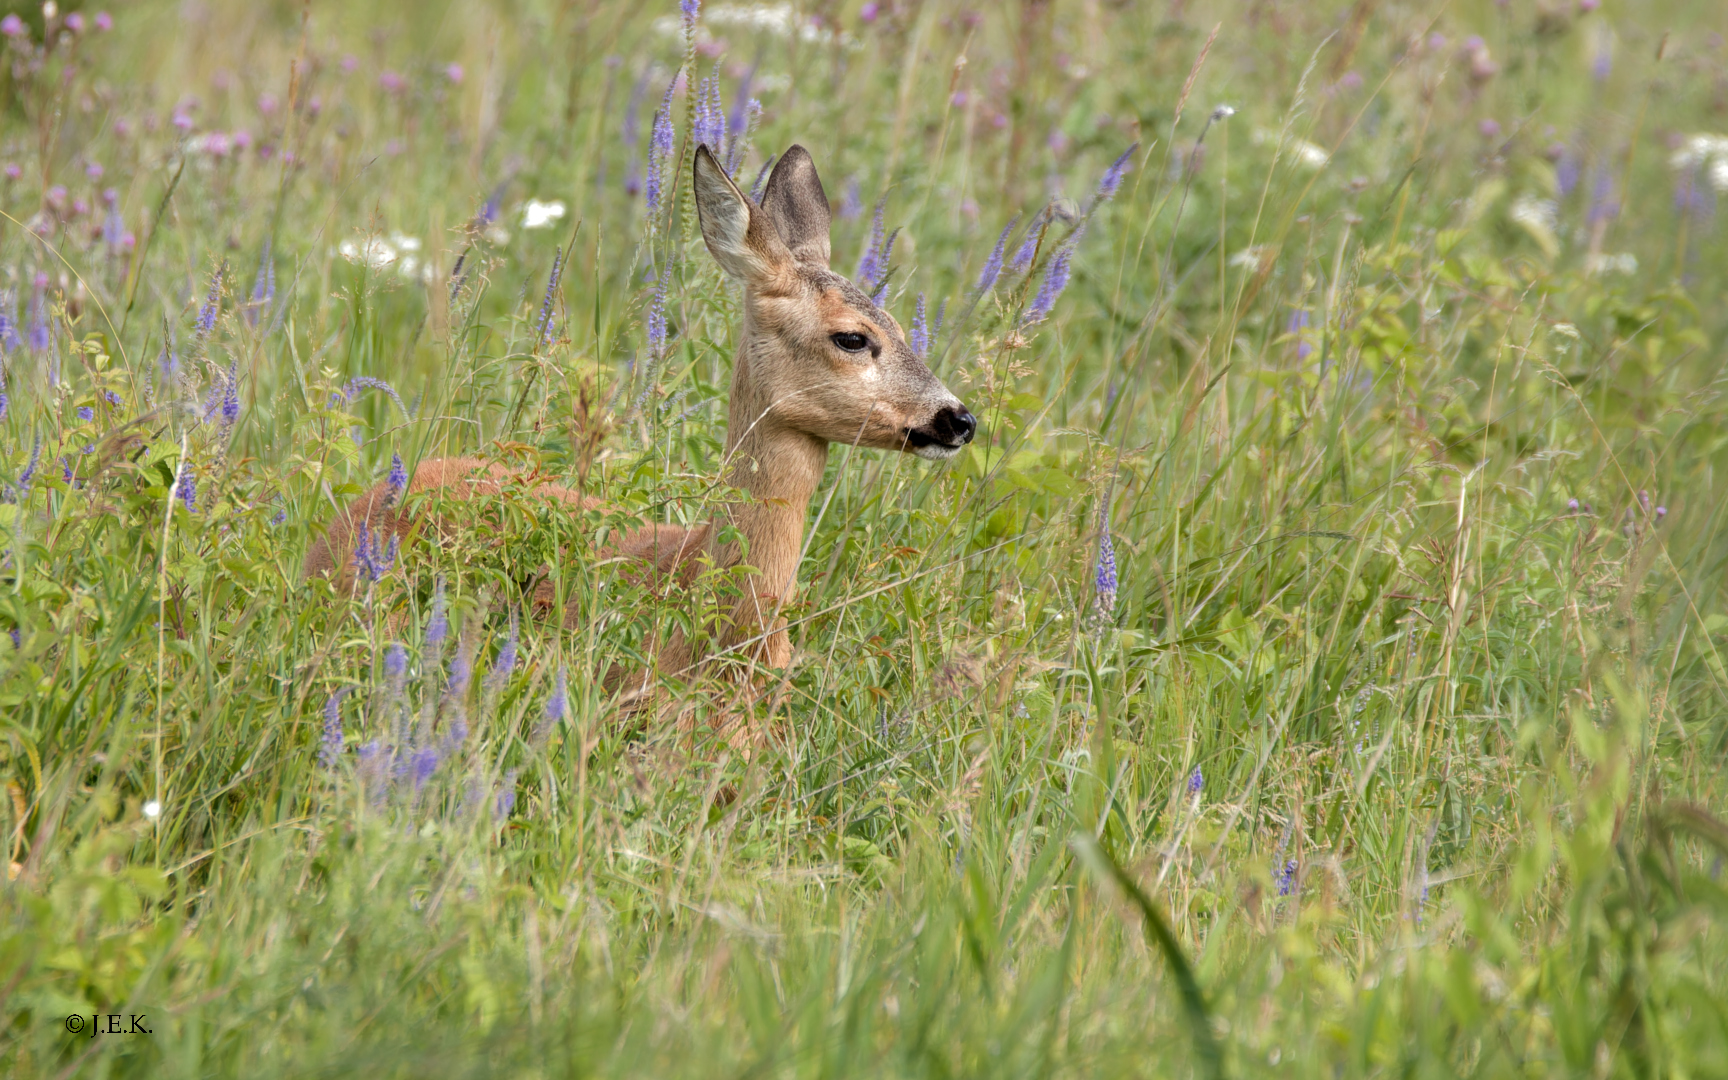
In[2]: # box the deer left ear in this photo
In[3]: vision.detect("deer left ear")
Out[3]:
[693,145,791,283]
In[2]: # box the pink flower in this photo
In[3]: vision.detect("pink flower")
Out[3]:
[1427,32,1447,51]
[444,62,464,84]
[72,197,89,217]
[950,90,969,107]
[1478,118,1501,138]
[113,118,131,138]
[172,111,194,132]
[860,2,879,20]
[340,54,358,74]
[1338,70,1363,91]
[85,162,103,179]
[1578,0,1599,10]
[378,70,406,93]
[231,129,253,150]
[64,12,85,32]
[3,164,19,180]
[95,12,113,31]
[257,93,278,114]
[120,231,135,251]
[0,14,24,37]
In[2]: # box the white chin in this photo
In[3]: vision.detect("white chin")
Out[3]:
[914,444,963,461]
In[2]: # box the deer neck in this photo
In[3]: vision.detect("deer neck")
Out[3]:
[717,333,829,603]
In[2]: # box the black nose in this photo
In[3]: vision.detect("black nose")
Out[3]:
[933,405,977,445]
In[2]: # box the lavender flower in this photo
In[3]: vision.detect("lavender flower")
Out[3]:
[749,154,775,202]
[271,507,287,526]
[1556,149,1581,197]
[547,666,568,726]
[1094,143,1138,202]
[384,641,408,683]
[839,177,863,221]
[343,375,411,418]
[725,99,761,176]
[447,635,474,699]
[77,406,93,421]
[320,691,347,768]
[1276,859,1298,897]
[1188,766,1203,795]
[494,768,519,818]
[26,284,49,352]
[385,452,408,507]
[175,467,198,513]
[645,269,670,363]
[194,262,224,346]
[856,198,889,290]
[974,217,1017,293]
[0,290,17,353]
[411,746,440,793]
[1094,527,1117,613]
[694,72,726,154]
[219,360,240,430]
[536,249,564,350]
[487,612,519,690]
[0,367,7,422]
[681,0,700,30]
[909,293,929,358]
[352,519,399,583]
[1288,309,1312,360]
[645,78,677,221]
[427,578,449,648]
[1008,210,1046,272]
[1022,242,1073,325]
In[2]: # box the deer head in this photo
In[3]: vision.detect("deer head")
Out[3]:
[693,144,977,461]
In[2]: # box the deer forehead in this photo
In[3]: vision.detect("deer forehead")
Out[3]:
[813,286,899,340]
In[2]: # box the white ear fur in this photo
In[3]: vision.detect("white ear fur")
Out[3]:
[693,146,782,283]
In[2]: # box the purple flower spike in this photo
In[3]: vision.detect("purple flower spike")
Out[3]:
[487,612,519,690]
[494,769,519,818]
[974,217,1017,294]
[645,78,677,221]
[1008,210,1046,272]
[426,578,449,648]
[321,690,347,768]
[175,467,198,514]
[1095,143,1138,202]
[645,269,670,363]
[1188,766,1203,795]
[909,293,929,358]
[536,249,564,350]
[344,375,410,418]
[386,452,408,506]
[1022,242,1073,325]
[195,262,224,346]
[856,198,889,290]
[1094,527,1117,612]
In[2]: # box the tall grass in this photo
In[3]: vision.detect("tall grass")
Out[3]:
[3,0,1728,1076]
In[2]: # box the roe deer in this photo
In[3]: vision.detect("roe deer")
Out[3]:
[305,144,976,700]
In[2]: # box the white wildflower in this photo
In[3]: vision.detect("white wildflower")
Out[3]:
[142,799,161,820]
[1510,195,1559,231]
[1584,252,1638,275]
[521,199,567,230]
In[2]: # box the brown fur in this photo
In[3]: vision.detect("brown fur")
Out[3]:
[304,144,975,707]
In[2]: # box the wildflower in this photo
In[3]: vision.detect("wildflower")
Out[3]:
[1478,118,1501,139]
[26,280,49,353]
[1008,210,1045,272]
[1588,170,1618,223]
[974,217,1017,293]
[271,507,286,526]
[1568,498,1580,511]
[386,453,408,506]
[444,62,464,84]
[839,177,863,220]
[378,70,407,94]
[1022,242,1073,325]
[175,467,197,513]
[0,368,7,422]
[384,642,408,683]
[447,635,474,699]
[853,197,891,288]
[194,263,224,346]
[494,769,519,818]
[725,99,761,176]
[749,154,775,201]
[64,12,83,32]
[694,71,725,154]
[220,361,241,430]
[1276,859,1298,897]
[1287,309,1312,360]
[352,519,399,583]
[411,746,440,792]
[142,799,161,820]
[536,249,564,349]
[320,691,347,768]
[521,198,566,229]
[95,12,113,31]
[77,406,93,421]
[1210,104,1236,123]
[1094,143,1137,202]
[546,665,568,727]
[1592,50,1611,82]
[487,612,519,690]
[343,375,411,418]
[1188,766,1203,795]
[0,15,23,37]
[427,578,449,647]
[645,78,677,221]
[645,268,670,364]
[909,293,929,358]
[1657,506,1667,518]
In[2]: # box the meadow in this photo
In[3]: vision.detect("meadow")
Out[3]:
[3,0,1728,1075]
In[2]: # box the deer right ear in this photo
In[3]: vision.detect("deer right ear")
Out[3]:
[693,145,790,283]
[759,144,832,267]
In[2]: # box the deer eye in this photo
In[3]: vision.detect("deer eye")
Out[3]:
[830,331,870,354]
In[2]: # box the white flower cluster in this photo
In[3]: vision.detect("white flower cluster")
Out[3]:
[1670,134,1728,192]
[337,233,436,282]
[1509,194,1559,232]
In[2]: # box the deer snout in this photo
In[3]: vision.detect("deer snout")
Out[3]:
[934,405,977,445]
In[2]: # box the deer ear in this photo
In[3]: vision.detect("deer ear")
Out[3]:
[693,145,790,283]
[759,144,832,267]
